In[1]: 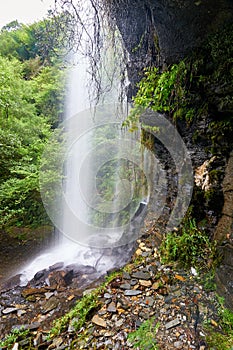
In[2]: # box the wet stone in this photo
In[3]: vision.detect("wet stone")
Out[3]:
[130,279,138,286]
[131,271,151,280]
[103,293,112,299]
[165,318,181,330]
[12,322,40,332]
[122,272,131,280]
[21,287,47,298]
[107,302,116,313]
[2,307,18,314]
[41,296,59,314]
[34,270,46,281]
[120,283,131,290]
[124,290,142,296]
[49,262,64,271]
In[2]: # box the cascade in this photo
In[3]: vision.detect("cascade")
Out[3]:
[19,6,154,285]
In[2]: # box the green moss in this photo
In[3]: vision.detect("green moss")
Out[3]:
[209,169,223,183]
[124,23,233,158]
[204,296,233,349]
[159,219,218,272]
[127,317,159,349]
[0,327,30,349]
[48,271,122,338]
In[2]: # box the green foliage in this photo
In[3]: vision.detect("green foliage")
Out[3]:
[159,219,218,271]
[29,65,66,127]
[123,60,194,130]
[0,55,34,119]
[216,296,233,334]
[0,20,66,228]
[128,317,159,349]
[0,15,71,64]
[205,296,233,350]
[124,22,233,149]
[49,291,100,338]
[49,272,121,338]
[0,326,30,348]
[201,269,216,292]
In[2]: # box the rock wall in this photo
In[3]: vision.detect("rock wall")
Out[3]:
[108,0,233,307]
[215,153,233,309]
[109,0,233,96]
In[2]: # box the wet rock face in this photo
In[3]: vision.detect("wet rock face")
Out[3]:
[214,152,233,242]
[110,0,233,96]
[214,152,233,309]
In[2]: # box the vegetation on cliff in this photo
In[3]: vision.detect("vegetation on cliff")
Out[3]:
[125,23,233,155]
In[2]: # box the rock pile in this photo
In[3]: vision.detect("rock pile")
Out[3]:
[0,235,225,349]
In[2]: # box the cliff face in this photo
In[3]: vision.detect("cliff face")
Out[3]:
[108,0,233,307]
[109,0,233,95]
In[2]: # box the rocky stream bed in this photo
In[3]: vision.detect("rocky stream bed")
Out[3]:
[0,222,231,350]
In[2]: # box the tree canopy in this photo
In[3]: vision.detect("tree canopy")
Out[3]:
[0,17,67,228]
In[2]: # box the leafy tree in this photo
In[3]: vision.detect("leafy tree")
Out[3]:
[0,54,65,227]
[29,64,67,127]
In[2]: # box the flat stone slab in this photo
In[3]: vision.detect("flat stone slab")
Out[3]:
[131,271,151,280]
[124,290,142,296]
[165,318,181,330]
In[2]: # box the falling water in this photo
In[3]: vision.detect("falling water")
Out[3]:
[19,6,155,285]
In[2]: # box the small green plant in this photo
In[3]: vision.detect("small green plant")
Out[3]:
[49,289,100,338]
[201,269,216,292]
[49,271,122,338]
[159,219,218,271]
[216,296,233,333]
[0,327,30,348]
[128,317,159,349]
[205,296,233,350]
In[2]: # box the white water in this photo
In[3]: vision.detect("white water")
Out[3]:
[19,10,152,284]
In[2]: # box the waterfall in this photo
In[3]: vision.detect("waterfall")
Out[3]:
[19,7,153,284]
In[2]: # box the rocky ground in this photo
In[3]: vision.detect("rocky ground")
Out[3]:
[1,224,231,350]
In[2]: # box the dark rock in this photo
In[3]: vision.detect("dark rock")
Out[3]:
[47,270,73,287]
[110,0,233,96]
[21,287,47,298]
[49,262,64,271]
[122,272,131,280]
[18,338,30,346]
[34,270,46,281]
[41,296,59,314]
[130,279,138,286]
[65,264,96,276]
[120,283,131,290]
[0,274,22,291]
[63,270,74,285]
[12,322,40,331]
[131,271,151,280]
